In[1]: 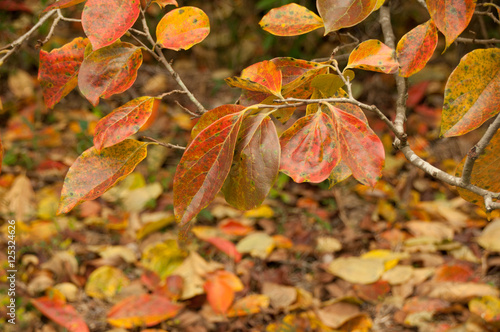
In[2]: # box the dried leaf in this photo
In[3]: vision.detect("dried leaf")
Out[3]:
[259,3,323,36]
[469,296,500,326]
[317,0,378,34]
[236,232,275,259]
[327,257,385,284]
[316,302,361,329]
[346,39,399,74]
[31,296,89,332]
[262,282,297,310]
[476,219,500,251]
[227,294,270,317]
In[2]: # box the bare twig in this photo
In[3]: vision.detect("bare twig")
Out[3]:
[142,136,186,150]
[156,90,186,98]
[456,37,500,45]
[475,10,500,25]
[175,100,201,118]
[331,61,354,98]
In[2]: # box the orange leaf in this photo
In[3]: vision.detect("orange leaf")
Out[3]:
[346,39,399,74]
[225,60,283,98]
[204,275,235,314]
[31,296,89,332]
[218,219,254,236]
[260,3,323,36]
[227,294,270,317]
[317,0,378,34]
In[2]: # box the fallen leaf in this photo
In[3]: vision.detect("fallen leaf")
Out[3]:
[236,232,275,259]
[31,296,89,332]
[85,266,130,300]
[262,282,297,310]
[227,294,270,317]
[327,257,385,284]
[141,240,187,280]
[469,295,500,327]
[316,301,361,329]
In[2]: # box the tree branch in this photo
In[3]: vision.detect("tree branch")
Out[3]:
[142,136,186,150]
[455,37,500,45]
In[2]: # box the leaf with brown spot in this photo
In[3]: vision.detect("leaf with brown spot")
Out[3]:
[279,110,340,183]
[94,97,157,151]
[82,0,140,50]
[38,37,89,109]
[426,0,476,49]
[31,296,89,332]
[156,6,210,51]
[346,39,399,74]
[440,48,500,137]
[58,139,150,214]
[317,0,378,34]
[259,3,323,36]
[43,0,86,12]
[78,41,143,106]
[226,60,283,98]
[397,20,438,77]
[191,104,245,139]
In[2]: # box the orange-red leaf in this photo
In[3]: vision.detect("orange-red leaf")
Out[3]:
[440,48,500,137]
[397,20,438,77]
[94,96,156,151]
[426,0,476,49]
[280,110,340,183]
[82,0,140,50]
[204,237,242,262]
[31,296,89,332]
[78,41,143,106]
[225,60,283,98]
[204,270,244,314]
[58,139,149,214]
[38,37,89,109]
[191,105,245,139]
[218,219,254,236]
[174,111,245,227]
[317,0,378,34]
[43,0,86,12]
[107,294,183,328]
[259,3,323,36]
[156,6,210,51]
[346,39,399,74]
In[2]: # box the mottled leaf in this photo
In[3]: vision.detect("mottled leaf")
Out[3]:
[107,294,183,328]
[222,114,280,210]
[328,160,352,187]
[31,296,89,332]
[156,6,210,51]
[38,37,89,109]
[82,0,140,50]
[280,110,340,183]
[259,3,323,36]
[311,74,346,97]
[226,60,283,98]
[153,0,178,8]
[43,0,86,12]
[441,48,500,137]
[346,39,399,74]
[78,41,143,106]
[94,96,156,151]
[174,111,245,227]
[397,20,438,77]
[426,0,476,49]
[58,139,149,214]
[317,0,378,34]
[469,296,500,326]
[191,104,245,139]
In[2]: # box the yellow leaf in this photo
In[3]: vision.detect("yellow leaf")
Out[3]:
[85,266,130,300]
[327,257,385,284]
[236,232,275,259]
[243,204,274,218]
[141,240,187,280]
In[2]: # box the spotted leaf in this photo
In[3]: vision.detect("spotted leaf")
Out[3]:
[82,0,140,50]
[43,0,86,12]
[397,20,438,77]
[317,0,378,34]
[58,139,150,214]
[78,41,143,106]
[226,60,283,98]
[441,48,500,137]
[191,104,245,139]
[346,39,399,74]
[156,6,210,51]
[259,3,323,36]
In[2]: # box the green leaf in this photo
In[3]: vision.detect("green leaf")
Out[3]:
[222,113,280,210]
[441,48,500,137]
[94,96,157,151]
[78,41,143,106]
[82,0,140,50]
[225,60,283,98]
[317,0,378,34]
[259,3,324,36]
[58,139,149,214]
[38,37,89,109]
[156,6,210,51]
[346,39,399,74]
[43,0,86,12]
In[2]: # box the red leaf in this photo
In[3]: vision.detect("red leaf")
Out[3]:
[38,37,89,109]
[434,263,477,282]
[156,6,210,51]
[272,57,325,85]
[78,41,143,106]
[346,39,399,74]
[426,0,476,49]
[218,219,254,236]
[204,276,235,315]
[397,20,438,77]
[94,96,156,151]
[58,139,149,214]
[174,111,245,228]
[191,104,246,139]
[279,110,340,183]
[204,237,242,262]
[107,294,183,328]
[43,0,85,12]
[222,114,280,210]
[82,0,140,50]
[328,104,385,187]
[225,60,283,98]
[259,3,323,36]
[317,0,378,34]
[31,296,89,332]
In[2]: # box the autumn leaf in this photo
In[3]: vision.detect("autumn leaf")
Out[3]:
[78,41,143,106]
[107,294,183,328]
[156,6,210,51]
[346,39,399,74]
[94,96,157,151]
[317,0,378,34]
[174,111,245,228]
[31,296,89,332]
[153,0,178,8]
[259,3,323,36]
[222,113,280,210]
[203,237,242,262]
[85,266,130,299]
[142,240,187,279]
[397,20,438,77]
[204,270,244,314]
[43,0,86,12]
[82,0,140,50]
[279,110,340,183]
[225,60,283,98]
[191,104,245,139]
[440,48,500,137]
[469,296,500,326]
[38,37,89,109]
[58,139,150,214]
[426,0,476,49]
[227,294,270,317]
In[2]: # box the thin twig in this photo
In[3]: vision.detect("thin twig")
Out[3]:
[456,37,500,44]
[331,61,353,98]
[39,10,63,46]
[156,90,186,98]
[142,136,186,150]
[175,100,201,118]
